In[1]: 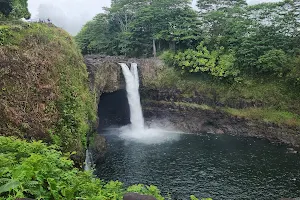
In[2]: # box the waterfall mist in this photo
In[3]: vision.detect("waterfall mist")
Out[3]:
[119,63,181,144]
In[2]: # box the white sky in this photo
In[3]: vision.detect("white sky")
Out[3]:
[28,0,282,35]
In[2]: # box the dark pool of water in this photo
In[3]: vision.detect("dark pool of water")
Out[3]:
[95,131,300,200]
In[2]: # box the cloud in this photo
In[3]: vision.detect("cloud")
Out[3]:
[28,0,110,35]
[28,0,283,35]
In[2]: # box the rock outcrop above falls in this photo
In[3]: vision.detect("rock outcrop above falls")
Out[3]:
[84,55,163,103]
[84,55,126,101]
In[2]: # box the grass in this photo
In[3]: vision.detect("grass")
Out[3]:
[143,100,213,111]
[145,100,300,127]
[224,107,300,127]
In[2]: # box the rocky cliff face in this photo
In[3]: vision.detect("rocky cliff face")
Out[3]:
[84,55,125,102]
[84,55,163,104]
[142,100,300,147]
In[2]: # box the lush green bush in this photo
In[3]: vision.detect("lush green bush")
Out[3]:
[160,51,176,67]
[162,43,239,80]
[0,136,167,200]
[0,137,210,200]
[257,49,289,76]
[0,0,30,19]
[286,55,300,88]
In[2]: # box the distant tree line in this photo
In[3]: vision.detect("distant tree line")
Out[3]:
[75,0,200,57]
[75,0,299,86]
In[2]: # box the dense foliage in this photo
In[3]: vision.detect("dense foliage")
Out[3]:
[76,0,300,86]
[75,0,201,57]
[162,0,299,85]
[162,43,239,80]
[0,137,211,200]
[0,137,168,200]
[0,22,96,162]
[0,0,30,19]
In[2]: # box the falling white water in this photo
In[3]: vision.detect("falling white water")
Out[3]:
[119,63,144,130]
[118,63,181,144]
[130,63,140,89]
[84,149,92,171]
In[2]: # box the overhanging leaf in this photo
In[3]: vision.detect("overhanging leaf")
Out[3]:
[0,179,20,193]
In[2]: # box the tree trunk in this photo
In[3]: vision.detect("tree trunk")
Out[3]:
[153,39,157,57]
[158,41,161,51]
[169,41,175,51]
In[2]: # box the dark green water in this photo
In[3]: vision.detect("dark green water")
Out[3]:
[96,131,300,200]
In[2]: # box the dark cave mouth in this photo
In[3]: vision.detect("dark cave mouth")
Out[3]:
[97,89,130,131]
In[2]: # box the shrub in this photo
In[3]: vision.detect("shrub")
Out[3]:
[0,136,167,200]
[169,42,239,80]
[257,49,289,76]
[286,55,300,88]
[160,51,175,67]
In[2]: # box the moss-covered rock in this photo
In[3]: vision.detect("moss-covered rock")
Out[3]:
[0,22,96,163]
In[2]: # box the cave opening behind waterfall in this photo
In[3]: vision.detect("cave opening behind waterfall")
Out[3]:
[98,89,130,131]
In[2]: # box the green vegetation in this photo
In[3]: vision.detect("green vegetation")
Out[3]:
[75,0,200,57]
[76,0,300,125]
[143,100,213,111]
[0,0,30,19]
[161,44,239,80]
[144,99,300,127]
[145,66,300,126]
[159,0,300,84]
[224,108,300,127]
[0,22,96,162]
[0,136,167,200]
[0,17,207,200]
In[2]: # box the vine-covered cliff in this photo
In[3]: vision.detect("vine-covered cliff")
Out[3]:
[0,22,96,162]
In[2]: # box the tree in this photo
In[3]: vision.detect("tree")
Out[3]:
[197,0,247,14]
[257,49,289,76]
[0,0,12,17]
[196,0,251,51]
[0,0,30,19]
[76,0,201,57]
[75,14,115,55]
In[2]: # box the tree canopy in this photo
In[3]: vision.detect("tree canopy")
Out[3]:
[76,0,300,86]
[76,0,200,57]
[0,0,30,19]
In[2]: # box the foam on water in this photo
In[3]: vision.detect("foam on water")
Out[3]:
[119,123,181,145]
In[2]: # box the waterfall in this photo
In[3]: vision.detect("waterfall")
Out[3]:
[119,63,144,130]
[130,63,140,89]
[84,149,92,171]
[118,63,180,144]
